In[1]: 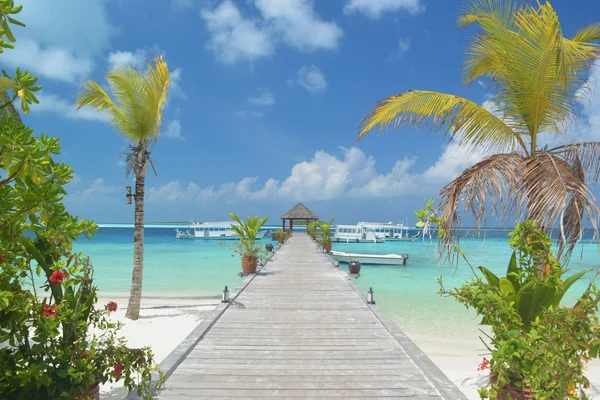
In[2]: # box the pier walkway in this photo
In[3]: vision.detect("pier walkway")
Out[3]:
[155,234,467,399]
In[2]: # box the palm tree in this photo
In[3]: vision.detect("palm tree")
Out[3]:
[76,57,170,320]
[357,0,600,260]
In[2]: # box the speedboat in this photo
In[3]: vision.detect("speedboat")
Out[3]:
[331,250,409,266]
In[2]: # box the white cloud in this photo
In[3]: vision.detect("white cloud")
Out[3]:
[344,0,425,19]
[32,92,108,122]
[248,88,275,105]
[108,49,149,70]
[148,144,485,203]
[4,0,114,82]
[69,174,81,185]
[201,0,274,64]
[163,120,185,140]
[235,110,264,118]
[172,0,193,11]
[294,64,327,94]
[254,0,343,52]
[66,178,120,205]
[169,67,186,99]
[570,60,600,143]
[397,37,411,54]
[6,40,93,83]
[200,0,342,64]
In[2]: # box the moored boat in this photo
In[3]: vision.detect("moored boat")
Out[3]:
[358,221,420,241]
[175,221,266,240]
[331,250,409,266]
[332,224,384,243]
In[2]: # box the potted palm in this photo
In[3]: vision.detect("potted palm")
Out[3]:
[307,221,318,241]
[229,213,269,274]
[316,218,334,253]
[272,229,288,245]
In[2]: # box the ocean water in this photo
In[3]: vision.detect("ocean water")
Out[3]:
[74,226,600,354]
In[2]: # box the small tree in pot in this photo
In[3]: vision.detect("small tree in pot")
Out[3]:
[317,218,334,253]
[307,221,318,240]
[229,213,269,274]
[272,229,288,245]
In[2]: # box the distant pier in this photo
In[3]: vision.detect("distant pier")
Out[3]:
[150,234,467,399]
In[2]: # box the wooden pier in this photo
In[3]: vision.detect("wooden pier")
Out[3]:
[152,234,467,399]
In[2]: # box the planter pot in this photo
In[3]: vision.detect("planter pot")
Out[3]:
[242,257,258,274]
[490,375,533,400]
[348,260,361,274]
[497,385,533,400]
[76,381,99,400]
[322,243,331,253]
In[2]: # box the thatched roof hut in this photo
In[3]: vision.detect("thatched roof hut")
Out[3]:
[281,203,319,230]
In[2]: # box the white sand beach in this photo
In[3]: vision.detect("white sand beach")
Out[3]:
[97,296,219,399]
[99,296,600,400]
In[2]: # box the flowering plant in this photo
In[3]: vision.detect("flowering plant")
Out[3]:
[0,5,162,393]
[437,222,600,399]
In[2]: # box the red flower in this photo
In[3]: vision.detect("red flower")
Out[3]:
[113,363,123,377]
[106,301,118,312]
[80,351,87,359]
[48,270,67,286]
[42,305,57,318]
[477,357,490,371]
[0,255,6,264]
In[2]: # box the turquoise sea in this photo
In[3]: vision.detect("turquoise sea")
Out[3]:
[76,225,600,354]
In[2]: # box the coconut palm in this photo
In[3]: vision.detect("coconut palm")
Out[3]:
[357,0,600,260]
[76,56,170,320]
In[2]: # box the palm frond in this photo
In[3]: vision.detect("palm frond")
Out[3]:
[138,56,170,141]
[357,90,527,153]
[551,141,600,185]
[458,0,517,30]
[76,80,128,131]
[571,22,600,44]
[560,154,586,260]
[436,153,524,260]
[459,0,518,84]
[77,56,171,146]
[521,151,599,259]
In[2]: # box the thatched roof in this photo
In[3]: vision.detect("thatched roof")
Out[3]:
[281,203,319,220]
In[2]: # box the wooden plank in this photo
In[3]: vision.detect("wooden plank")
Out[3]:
[157,388,441,397]
[149,234,466,400]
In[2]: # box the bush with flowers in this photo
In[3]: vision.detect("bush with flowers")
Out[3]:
[418,198,600,399]
[0,2,161,398]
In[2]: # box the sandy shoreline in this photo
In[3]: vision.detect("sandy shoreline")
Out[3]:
[99,296,600,399]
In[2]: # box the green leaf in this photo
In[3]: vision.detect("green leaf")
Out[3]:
[20,96,29,114]
[478,266,500,287]
[499,277,517,304]
[2,19,14,42]
[7,16,25,27]
[552,269,592,307]
[1,149,13,167]
[506,251,520,292]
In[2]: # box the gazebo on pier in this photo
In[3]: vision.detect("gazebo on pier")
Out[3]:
[281,203,319,231]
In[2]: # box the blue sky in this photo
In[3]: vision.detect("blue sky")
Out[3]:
[9,0,600,224]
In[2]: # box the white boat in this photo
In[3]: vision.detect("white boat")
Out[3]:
[175,221,266,240]
[332,224,384,243]
[331,250,409,266]
[358,221,420,242]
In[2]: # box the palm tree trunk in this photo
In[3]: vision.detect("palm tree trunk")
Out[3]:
[125,173,145,320]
